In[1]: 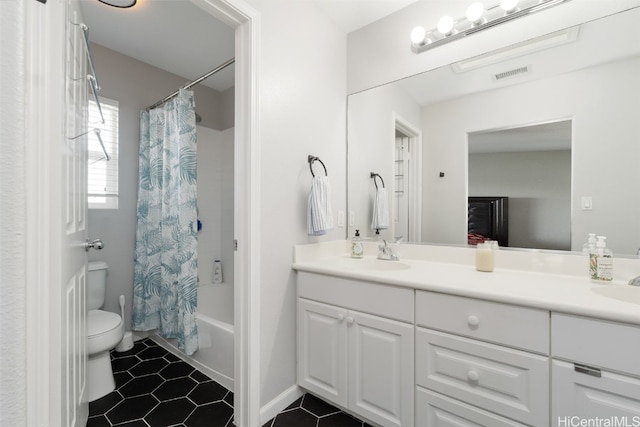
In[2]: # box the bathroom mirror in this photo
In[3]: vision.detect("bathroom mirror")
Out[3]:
[347,6,640,255]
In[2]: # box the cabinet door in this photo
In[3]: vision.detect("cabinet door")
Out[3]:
[552,360,640,427]
[297,299,348,407]
[348,310,414,427]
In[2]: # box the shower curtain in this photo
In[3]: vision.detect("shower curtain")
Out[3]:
[132,89,199,355]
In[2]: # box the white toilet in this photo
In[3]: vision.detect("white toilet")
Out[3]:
[87,261,124,402]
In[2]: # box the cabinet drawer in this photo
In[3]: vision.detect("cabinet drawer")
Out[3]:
[416,387,528,427]
[552,313,640,377]
[416,291,549,353]
[298,272,414,323]
[552,360,640,426]
[416,328,549,426]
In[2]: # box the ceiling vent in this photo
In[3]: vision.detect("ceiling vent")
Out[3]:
[494,65,530,81]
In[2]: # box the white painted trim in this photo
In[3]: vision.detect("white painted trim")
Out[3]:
[259,385,304,426]
[191,0,261,426]
[393,113,423,243]
[24,0,66,425]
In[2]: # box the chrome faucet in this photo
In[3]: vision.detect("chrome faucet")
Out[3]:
[377,239,399,261]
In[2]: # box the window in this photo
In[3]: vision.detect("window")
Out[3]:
[88,97,119,209]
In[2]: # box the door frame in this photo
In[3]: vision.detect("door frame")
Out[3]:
[191,0,263,425]
[393,113,422,243]
[24,0,262,425]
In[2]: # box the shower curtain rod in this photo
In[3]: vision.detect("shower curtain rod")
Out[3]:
[146,57,235,111]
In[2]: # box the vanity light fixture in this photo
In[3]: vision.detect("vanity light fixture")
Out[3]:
[97,0,137,8]
[410,0,571,54]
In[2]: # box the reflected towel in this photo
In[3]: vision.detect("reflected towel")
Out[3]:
[308,176,334,236]
[371,187,389,231]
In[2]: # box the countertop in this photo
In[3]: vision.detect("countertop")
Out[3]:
[292,241,640,326]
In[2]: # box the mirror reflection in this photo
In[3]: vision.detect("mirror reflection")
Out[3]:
[347,7,640,255]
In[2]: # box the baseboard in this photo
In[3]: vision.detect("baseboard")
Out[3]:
[150,334,234,391]
[259,385,304,425]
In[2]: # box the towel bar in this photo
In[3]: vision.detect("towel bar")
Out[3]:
[370,172,385,189]
[308,155,328,177]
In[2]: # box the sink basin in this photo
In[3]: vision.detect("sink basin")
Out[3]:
[338,257,411,271]
[591,286,640,305]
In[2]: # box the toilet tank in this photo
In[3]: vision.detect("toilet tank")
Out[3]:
[88,261,109,310]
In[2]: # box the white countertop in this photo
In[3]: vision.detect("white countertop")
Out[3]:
[292,241,640,326]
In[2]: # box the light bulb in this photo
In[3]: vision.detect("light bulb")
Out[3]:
[437,15,455,36]
[500,0,520,12]
[410,26,427,45]
[466,2,486,24]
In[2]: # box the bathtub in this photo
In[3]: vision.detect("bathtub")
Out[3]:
[151,283,234,390]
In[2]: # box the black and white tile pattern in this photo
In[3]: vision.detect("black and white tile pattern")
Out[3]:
[87,338,234,427]
[88,338,369,427]
[262,394,374,427]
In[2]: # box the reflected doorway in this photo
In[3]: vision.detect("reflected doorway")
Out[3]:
[468,120,572,250]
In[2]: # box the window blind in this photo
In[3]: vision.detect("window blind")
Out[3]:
[88,97,119,209]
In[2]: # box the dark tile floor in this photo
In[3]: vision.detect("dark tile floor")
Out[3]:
[88,338,369,427]
[87,338,234,427]
[262,394,374,427]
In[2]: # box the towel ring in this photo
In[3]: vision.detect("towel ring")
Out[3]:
[308,155,328,177]
[370,172,385,189]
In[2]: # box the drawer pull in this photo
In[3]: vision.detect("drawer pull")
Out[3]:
[337,314,345,322]
[574,363,601,378]
[467,370,480,382]
[346,316,355,325]
[467,315,480,328]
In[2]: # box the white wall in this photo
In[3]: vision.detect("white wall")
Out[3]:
[0,2,27,424]
[347,0,640,94]
[348,83,421,240]
[87,44,234,330]
[244,0,348,411]
[469,150,571,250]
[422,57,640,255]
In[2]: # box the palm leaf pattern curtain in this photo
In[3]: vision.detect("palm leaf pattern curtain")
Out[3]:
[133,90,199,355]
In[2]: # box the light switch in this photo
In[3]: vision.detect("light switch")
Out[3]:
[337,210,345,227]
[349,211,355,227]
[581,196,593,211]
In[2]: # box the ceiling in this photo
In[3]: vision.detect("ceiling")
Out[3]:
[468,121,572,154]
[79,0,417,92]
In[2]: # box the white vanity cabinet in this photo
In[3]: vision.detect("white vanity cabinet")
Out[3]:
[414,291,550,427]
[297,272,414,427]
[551,313,640,426]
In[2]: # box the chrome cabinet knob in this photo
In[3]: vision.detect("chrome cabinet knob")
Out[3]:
[84,238,104,251]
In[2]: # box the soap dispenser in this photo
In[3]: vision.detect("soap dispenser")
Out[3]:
[351,229,364,259]
[590,236,613,281]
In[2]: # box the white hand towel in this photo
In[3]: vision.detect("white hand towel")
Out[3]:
[371,187,389,231]
[308,176,334,236]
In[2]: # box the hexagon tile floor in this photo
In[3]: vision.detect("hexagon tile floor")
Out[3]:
[262,394,374,427]
[88,338,233,427]
[88,338,371,427]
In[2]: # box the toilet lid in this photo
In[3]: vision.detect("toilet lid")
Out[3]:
[88,310,122,336]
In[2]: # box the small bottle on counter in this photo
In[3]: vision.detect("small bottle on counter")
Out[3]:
[351,229,364,259]
[475,241,494,272]
[590,236,613,281]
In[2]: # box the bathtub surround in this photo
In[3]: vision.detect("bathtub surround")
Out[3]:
[133,90,199,356]
[197,126,235,296]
